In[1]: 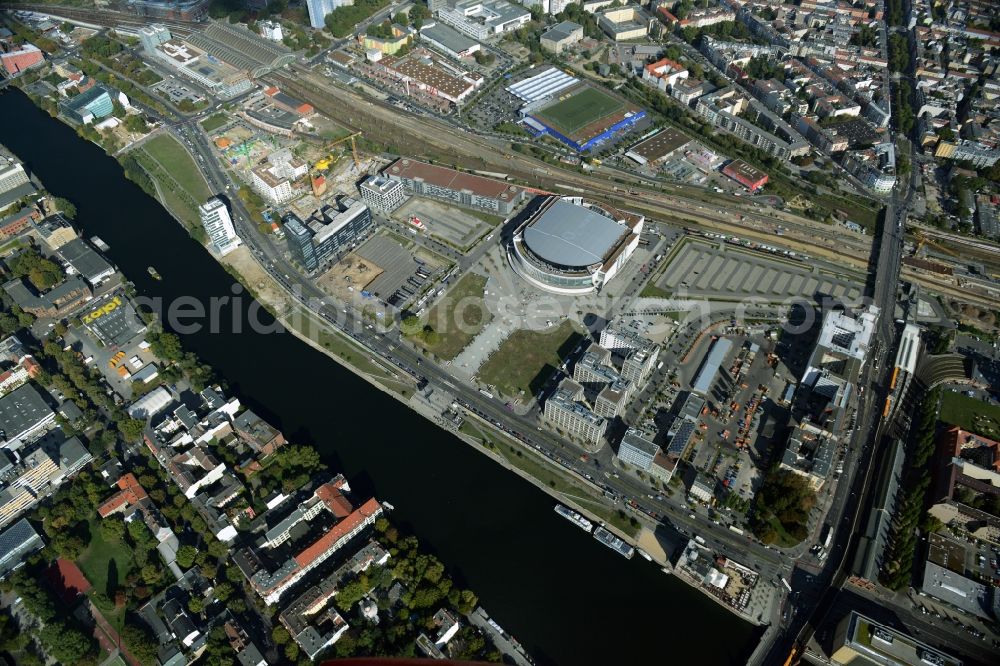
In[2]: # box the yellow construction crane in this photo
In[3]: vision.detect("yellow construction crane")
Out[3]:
[912,229,960,258]
[329,131,362,170]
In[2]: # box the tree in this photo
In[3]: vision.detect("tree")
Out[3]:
[118,417,146,441]
[272,625,290,645]
[188,597,204,614]
[124,114,148,134]
[121,623,159,664]
[53,197,77,219]
[394,11,409,26]
[38,623,96,664]
[7,246,64,290]
[176,544,197,569]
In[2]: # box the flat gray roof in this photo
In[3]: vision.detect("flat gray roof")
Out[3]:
[691,337,733,394]
[58,238,114,284]
[524,198,626,268]
[420,22,478,54]
[0,383,54,445]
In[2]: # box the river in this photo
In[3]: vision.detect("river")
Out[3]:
[1,87,759,665]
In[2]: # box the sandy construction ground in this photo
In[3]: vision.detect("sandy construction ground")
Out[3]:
[316,252,383,302]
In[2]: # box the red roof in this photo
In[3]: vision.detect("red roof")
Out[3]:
[294,498,381,568]
[264,86,279,96]
[315,483,354,518]
[97,473,148,517]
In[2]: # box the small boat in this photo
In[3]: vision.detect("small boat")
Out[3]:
[90,236,110,251]
[147,266,162,280]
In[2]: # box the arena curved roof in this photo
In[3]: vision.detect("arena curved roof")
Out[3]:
[523,199,626,268]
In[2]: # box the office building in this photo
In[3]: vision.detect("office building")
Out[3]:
[0,518,44,579]
[258,20,283,42]
[437,0,531,41]
[0,383,56,451]
[138,24,172,52]
[199,198,240,256]
[594,378,632,418]
[597,5,654,42]
[831,611,962,666]
[621,347,659,386]
[543,378,606,450]
[60,86,114,125]
[283,198,373,272]
[358,175,406,213]
[540,21,583,54]
[383,159,524,215]
[617,428,658,470]
[306,0,355,29]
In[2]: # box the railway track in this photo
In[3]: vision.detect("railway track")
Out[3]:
[0,3,200,35]
[275,69,874,257]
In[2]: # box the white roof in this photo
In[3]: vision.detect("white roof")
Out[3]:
[507,67,578,103]
[127,386,173,419]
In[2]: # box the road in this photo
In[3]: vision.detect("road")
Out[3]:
[757,133,917,664]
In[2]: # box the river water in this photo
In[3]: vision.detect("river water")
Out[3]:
[2,87,759,665]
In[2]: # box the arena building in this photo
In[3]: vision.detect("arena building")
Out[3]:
[509,196,643,294]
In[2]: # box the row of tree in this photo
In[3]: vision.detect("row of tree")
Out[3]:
[880,387,943,590]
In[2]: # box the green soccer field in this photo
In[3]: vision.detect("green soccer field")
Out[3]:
[534,86,624,136]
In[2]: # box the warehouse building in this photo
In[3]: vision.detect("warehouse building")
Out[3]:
[57,238,116,287]
[419,22,481,59]
[721,159,768,193]
[690,337,733,396]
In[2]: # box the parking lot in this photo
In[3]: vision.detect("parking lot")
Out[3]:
[70,294,156,398]
[655,239,863,304]
[150,79,206,106]
[394,198,496,250]
[353,233,449,307]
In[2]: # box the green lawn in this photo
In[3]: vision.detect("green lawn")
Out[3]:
[141,134,212,202]
[413,274,492,360]
[77,519,134,616]
[940,391,1000,440]
[535,86,624,134]
[478,320,583,398]
[200,113,230,132]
